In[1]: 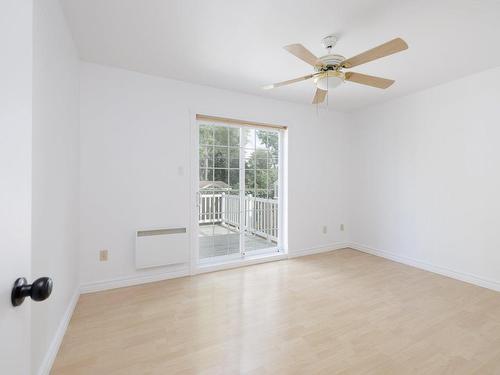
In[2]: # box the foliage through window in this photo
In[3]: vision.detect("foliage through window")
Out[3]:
[199,124,279,199]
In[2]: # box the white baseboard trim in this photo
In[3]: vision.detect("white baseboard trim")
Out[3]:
[80,244,351,293]
[348,242,500,292]
[288,242,349,258]
[80,268,190,294]
[37,289,80,375]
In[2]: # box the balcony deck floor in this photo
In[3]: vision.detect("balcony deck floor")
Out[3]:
[199,224,276,259]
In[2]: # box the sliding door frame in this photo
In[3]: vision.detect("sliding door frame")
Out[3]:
[189,112,287,273]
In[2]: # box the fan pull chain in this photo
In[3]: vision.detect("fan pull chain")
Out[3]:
[327,74,329,107]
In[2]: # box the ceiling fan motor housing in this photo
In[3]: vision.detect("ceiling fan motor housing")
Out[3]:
[316,54,345,71]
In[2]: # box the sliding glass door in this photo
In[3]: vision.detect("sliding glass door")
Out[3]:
[198,124,242,260]
[197,121,282,263]
[242,128,280,255]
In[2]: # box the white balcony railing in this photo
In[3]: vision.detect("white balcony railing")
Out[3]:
[199,193,278,242]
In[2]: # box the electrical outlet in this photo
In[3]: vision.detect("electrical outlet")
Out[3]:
[322,225,327,234]
[99,249,108,262]
[340,224,345,231]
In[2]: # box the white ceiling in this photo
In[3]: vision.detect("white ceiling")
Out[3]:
[61,0,500,112]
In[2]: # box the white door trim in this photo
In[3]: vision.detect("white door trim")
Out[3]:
[188,110,288,274]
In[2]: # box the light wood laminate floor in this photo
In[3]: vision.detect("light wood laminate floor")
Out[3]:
[52,249,500,374]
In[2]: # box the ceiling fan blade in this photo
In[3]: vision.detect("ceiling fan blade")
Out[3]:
[312,88,327,104]
[262,74,315,90]
[345,72,395,89]
[342,38,408,68]
[284,43,323,67]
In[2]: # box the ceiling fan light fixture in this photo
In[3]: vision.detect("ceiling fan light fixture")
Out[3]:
[314,71,345,91]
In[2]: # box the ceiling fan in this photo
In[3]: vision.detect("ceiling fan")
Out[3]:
[263,35,408,104]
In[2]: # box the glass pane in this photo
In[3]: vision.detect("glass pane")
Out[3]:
[199,125,214,145]
[256,153,268,169]
[267,132,279,152]
[229,127,240,146]
[227,189,240,198]
[255,189,268,198]
[229,147,239,168]
[214,169,228,185]
[213,126,229,146]
[199,146,213,168]
[245,150,255,169]
[214,147,228,168]
[242,128,255,149]
[256,130,268,149]
[200,168,213,182]
[268,167,278,190]
[245,170,255,189]
[268,157,279,169]
[229,169,239,190]
[255,170,268,189]
[199,184,240,259]
[245,189,255,197]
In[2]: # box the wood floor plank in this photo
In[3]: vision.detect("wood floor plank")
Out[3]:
[52,249,500,374]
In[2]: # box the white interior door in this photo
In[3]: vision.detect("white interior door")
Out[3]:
[0,1,33,374]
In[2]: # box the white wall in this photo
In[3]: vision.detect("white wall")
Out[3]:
[0,1,33,374]
[346,66,500,289]
[32,0,80,373]
[79,62,348,287]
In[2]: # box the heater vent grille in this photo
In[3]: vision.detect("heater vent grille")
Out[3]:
[135,227,189,269]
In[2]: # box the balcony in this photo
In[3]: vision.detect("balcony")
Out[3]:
[199,192,278,259]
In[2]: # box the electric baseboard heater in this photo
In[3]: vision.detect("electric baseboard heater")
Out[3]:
[135,227,189,269]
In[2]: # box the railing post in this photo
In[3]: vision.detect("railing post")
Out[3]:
[221,192,226,226]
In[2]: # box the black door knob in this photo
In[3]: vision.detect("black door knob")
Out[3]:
[11,277,53,307]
